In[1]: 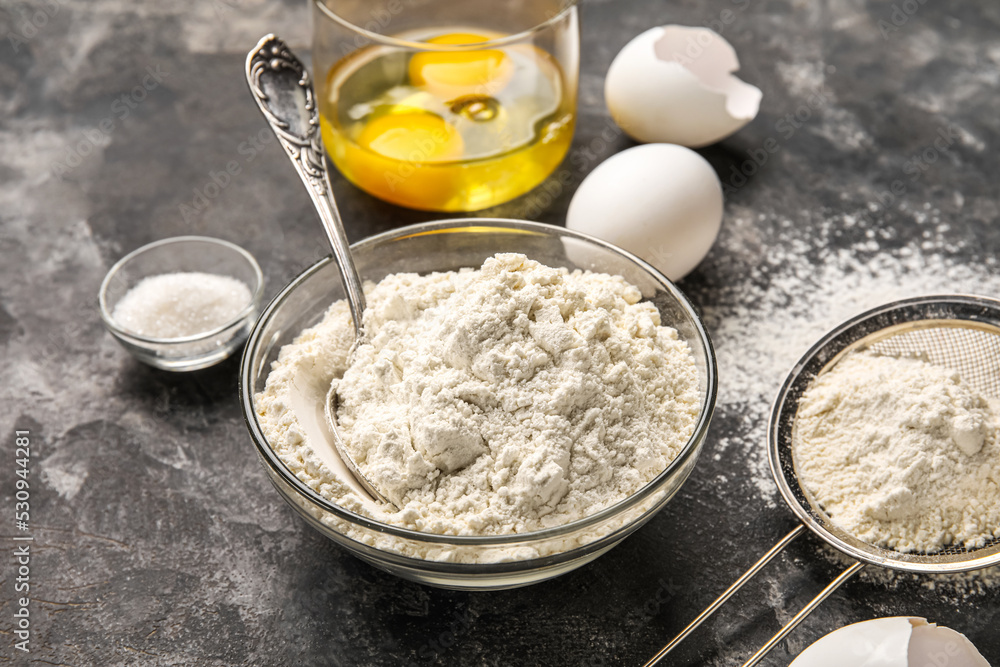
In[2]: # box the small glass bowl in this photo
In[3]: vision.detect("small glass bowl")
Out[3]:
[100,236,264,372]
[240,219,717,590]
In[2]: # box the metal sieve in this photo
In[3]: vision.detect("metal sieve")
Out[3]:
[645,294,1000,667]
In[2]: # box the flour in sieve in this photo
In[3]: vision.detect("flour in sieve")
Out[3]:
[256,253,700,541]
[694,204,1000,592]
[794,351,1000,553]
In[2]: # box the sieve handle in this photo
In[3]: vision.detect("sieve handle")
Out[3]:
[643,524,806,667]
[741,560,866,667]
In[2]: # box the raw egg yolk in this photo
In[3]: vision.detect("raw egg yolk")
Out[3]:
[357,111,464,162]
[408,33,514,100]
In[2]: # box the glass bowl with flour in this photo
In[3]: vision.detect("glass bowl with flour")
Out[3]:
[240,219,716,589]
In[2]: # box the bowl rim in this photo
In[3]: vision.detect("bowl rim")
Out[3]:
[240,218,717,546]
[99,235,265,344]
[312,0,579,52]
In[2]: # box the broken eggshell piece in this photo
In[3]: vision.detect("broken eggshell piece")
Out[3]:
[789,617,990,667]
[605,25,762,147]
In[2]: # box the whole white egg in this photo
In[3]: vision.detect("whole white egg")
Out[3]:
[566,143,723,281]
[605,25,762,147]
[789,617,990,667]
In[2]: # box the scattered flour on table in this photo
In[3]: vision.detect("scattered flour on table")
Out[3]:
[794,351,1000,553]
[257,253,700,542]
[700,205,1000,594]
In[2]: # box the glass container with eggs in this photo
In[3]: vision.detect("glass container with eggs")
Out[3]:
[311,0,579,211]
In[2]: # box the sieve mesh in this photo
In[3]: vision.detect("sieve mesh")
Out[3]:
[769,295,1000,573]
[648,296,1000,667]
[864,323,1000,398]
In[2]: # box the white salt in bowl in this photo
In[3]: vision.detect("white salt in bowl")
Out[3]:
[240,219,717,590]
[100,236,264,371]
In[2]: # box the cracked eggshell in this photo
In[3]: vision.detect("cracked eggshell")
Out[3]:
[790,617,990,667]
[566,143,723,282]
[605,25,762,147]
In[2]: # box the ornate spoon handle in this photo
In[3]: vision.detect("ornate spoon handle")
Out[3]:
[245,34,366,340]
[246,35,393,507]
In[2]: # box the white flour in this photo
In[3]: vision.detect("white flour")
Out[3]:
[701,204,1000,593]
[257,253,700,541]
[794,351,1000,553]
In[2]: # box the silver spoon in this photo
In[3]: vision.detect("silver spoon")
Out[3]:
[245,34,393,507]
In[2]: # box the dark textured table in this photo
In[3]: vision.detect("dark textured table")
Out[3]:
[3,0,999,665]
